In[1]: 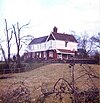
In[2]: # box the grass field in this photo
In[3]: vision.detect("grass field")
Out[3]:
[0,63,99,102]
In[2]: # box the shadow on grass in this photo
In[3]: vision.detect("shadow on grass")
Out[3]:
[0,76,13,79]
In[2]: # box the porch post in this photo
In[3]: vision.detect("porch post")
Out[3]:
[67,54,68,59]
[61,53,62,60]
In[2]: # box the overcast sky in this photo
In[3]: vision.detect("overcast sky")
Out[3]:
[0,0,100,54]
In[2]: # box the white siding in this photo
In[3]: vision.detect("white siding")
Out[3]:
[28,40,77,52]
[67,42,77,51]
[55,40,77,51]
[56,40,65,49]
[46,40,56,50]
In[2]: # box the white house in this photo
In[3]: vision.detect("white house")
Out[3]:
[24,27,78,60]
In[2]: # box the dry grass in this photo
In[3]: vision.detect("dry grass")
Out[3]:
[0,63,99,102]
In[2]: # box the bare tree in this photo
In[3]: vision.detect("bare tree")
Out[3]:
[4,19,13,67]
[0,43,8,66]
[75,31,94,57]
[0,19,12,67]
[12,22,33,68]
[90,33,100,64]
[91,33,100,49]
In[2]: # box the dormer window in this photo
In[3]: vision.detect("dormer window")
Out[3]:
[65,41,68,47]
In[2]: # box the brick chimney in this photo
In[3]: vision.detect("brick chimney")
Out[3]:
[53,26,57,33]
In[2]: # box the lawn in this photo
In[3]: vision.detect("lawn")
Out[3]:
[0,63,99,102]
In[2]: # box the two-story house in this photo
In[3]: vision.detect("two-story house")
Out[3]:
[24,27,78,61]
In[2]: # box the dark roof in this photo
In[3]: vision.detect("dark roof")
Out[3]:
[29,32,77,45]
[29,36,48,45]
[52,32,77,42]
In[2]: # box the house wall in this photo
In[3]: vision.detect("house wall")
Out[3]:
[25,41,77,61]
[24,50,57,60]
[28,40,56,52]
[28,40,77,52]
[56,40,77,51]
[46,50,57,60]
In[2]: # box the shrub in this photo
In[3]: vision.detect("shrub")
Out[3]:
[94,52,100,64]
[0,63,9,73]
[0,82,33,103]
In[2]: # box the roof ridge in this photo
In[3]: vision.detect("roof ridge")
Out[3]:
[52,32,72,35]
[34,35,48,39]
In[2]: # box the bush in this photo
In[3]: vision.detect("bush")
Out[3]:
[94,52,100,64]
[0,63,10,73]
[0,82,33,103]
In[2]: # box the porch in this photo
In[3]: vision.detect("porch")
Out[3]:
[24,49,76,61]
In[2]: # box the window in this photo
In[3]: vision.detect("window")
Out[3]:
[28,53,31,58]
[48,40,52,49]
[57,54,61,58]
[49,51,53,57]
[39,53,41,58]
[40,44,41,49]
[50,40,52,48]
[37,44,39,49]
[44,43,46,49]
[32,45,34,50]
[32,53,35,58]
[43,51,46,58]
[65,42,68,47]
[28,45,31,50]
[50,40,52,46]
[36,52,39,56]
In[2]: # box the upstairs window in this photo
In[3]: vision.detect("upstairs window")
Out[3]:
[37,44,39,49]
[32,45,34,50]
[49,40,52,48]
[44,43,46,49]
[50,40,52,46]
[40,44,41,49]
[65,42,68,47]
[28,45,31,50]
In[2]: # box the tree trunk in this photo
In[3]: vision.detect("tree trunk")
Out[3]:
[8,46,10,66]
[16,47,21,68]
[0,46,9,68]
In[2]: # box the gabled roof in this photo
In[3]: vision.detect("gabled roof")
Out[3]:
[29,32,77,45]
[29,36,48,45]
[52,32,77,42]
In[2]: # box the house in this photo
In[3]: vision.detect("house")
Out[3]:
[24,27,78,61]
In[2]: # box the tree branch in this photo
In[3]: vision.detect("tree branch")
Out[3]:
[9,30,13,42]
[19,21,30,30]
[12,25,18,46]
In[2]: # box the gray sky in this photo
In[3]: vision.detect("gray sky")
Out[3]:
[0,0,100,54]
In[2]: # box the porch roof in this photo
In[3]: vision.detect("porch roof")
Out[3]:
[56,49,75,55]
